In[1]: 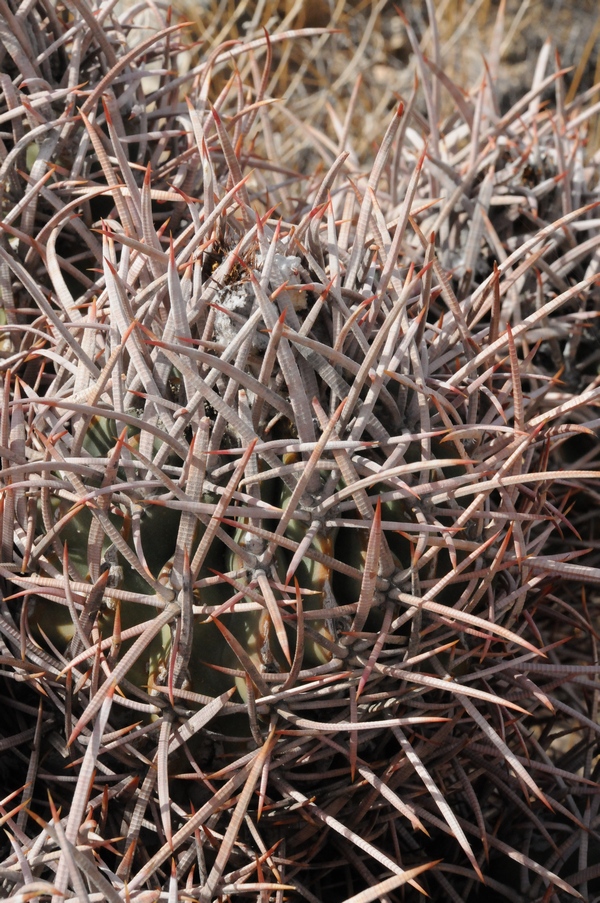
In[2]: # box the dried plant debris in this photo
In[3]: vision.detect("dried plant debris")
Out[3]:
[1,1,600,901]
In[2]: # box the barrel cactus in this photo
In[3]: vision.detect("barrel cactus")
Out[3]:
[1,1,600,901]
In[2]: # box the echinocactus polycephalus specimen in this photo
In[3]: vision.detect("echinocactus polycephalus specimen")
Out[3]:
[2,2,600,901]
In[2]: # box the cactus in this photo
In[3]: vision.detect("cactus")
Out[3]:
[1,1,600,901]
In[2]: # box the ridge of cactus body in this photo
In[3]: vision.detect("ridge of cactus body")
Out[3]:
[276,460,341,665]
[29,418,372,711]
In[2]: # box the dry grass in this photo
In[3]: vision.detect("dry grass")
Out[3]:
[0,2,600,902]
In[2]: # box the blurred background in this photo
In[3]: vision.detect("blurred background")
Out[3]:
[172,0,600,165]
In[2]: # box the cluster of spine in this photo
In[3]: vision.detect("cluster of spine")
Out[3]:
[1,1,600,901]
